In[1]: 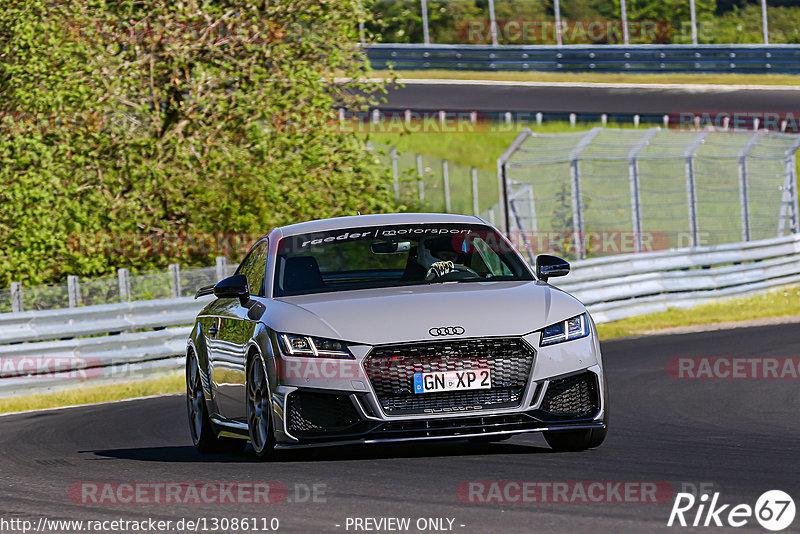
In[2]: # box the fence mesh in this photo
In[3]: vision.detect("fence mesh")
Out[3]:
[5,262,237,313]
[504,127,800,259]
[181,266,218,298]
[80,274,120,307]
[373,143,499,219]
[6,131,799,311]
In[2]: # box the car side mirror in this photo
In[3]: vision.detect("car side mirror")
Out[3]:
[535,254,570,282]
[213,274,250,305]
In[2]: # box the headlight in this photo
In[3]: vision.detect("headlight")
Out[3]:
[539,313,590,346]
[278,333,353,359]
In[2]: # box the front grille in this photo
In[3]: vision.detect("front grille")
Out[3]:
[287,392,361,437]
[364,337,535,416]
[540,372,599,418]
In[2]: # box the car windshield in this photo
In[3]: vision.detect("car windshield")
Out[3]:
[273,223,533,297]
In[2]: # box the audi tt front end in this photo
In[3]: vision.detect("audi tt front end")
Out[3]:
[186,213,608,459]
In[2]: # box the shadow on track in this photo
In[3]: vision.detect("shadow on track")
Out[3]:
[82,441,554,463]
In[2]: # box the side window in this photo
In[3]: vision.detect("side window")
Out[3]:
[236,240,269,296]
[471,237,512,276]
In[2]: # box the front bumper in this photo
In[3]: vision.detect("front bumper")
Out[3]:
[271,366,605,446]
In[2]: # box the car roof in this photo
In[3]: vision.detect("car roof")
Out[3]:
[272,213,487,238]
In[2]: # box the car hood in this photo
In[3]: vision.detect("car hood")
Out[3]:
[269,281,586,345]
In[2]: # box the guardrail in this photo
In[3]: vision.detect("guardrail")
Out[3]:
[559,234,800,323]
[1,234,799,398]
[366,44,800,74]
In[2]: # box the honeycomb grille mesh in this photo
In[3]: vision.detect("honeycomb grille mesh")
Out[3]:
[287,392,360,436]
[540,372,599,418]
[364,338,535,416]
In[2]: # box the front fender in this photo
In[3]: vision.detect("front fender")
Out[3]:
[187,321,212,401]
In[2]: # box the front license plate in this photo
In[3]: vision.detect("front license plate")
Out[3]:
[413,369,491,394]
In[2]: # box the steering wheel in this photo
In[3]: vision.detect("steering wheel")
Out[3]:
[425,261,480,281]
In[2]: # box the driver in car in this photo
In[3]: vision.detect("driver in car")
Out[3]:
[418,235,471,280]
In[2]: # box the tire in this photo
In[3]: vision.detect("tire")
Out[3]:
[246,355,277,460]
[543,427,606,452]
[544,372,609,452]
[186,352,246,454]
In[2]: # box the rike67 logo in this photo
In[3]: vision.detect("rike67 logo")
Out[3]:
[668,490,795,531]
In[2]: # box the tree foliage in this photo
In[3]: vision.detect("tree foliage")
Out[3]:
[0,0,397,285]
[368,0,800,45]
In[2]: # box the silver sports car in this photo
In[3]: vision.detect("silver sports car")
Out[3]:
[187,213,608,459]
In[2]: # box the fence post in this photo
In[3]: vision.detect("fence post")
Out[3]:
[568,128,602,259]
[67,275,80,308]
[569,161,584,259]
[442,160,451,213]
[628,128,659,253]
[793,154,800,234]
[472,167,480,216]
[215,256,227,281]
[497,128,534,235]
[420,0,430,45]
[738,133,764,242]
[169,264,181,298]
[10,282,22,313]
[118,268,131,301]
[684,132,709,248]
[620,0,630,45]
[779,138,800,235]
[689,0,698,45]
[487,0,498,46]
[527,184,538,233]
[554,0,563,46]
[391,148,399,199]
[416,154,425,205]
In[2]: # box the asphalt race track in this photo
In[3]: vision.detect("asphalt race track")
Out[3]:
[377,80,800,115]
[2,323,799,533]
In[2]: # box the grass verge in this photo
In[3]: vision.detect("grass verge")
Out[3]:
[367,120,636,171]
[0,372,184,415]
[387,70,800,86]
[596,286,800,340]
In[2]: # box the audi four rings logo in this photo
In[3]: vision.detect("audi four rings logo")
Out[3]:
[429,326,466,337]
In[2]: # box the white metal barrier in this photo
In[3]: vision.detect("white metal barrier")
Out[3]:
[1,235,798,398]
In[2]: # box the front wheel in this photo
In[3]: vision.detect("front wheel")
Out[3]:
[186,352,245,454]
[247,356,276,460]
[544,372,609,452]
[543,426,606,452]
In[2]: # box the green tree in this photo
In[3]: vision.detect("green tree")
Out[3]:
[0,0,398,286]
